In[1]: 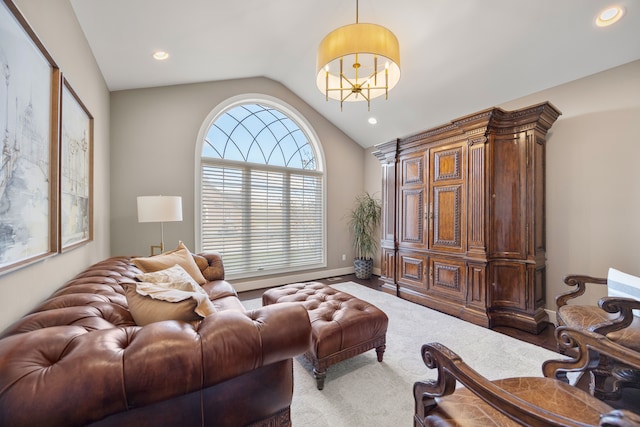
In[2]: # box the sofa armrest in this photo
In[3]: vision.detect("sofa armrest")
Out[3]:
[241,302,312,366]
[555,274,607,308]
[196,302,311,384]
[193,252,225,281]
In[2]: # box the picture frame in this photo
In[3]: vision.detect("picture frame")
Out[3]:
[0,0,60,274]
[59,77,93,251]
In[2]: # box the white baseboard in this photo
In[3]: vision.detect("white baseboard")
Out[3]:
[546,308,557,326]
[232,266,356,293]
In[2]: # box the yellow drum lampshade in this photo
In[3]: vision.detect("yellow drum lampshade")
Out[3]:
[316,13,400,110]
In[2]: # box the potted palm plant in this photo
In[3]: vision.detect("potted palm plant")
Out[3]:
[349,192,382,279]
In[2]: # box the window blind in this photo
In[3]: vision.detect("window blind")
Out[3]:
[201,162,324,278]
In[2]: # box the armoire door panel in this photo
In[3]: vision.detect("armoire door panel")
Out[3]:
[490,134,526,258]
[400,189,425,246]
[431,185,462,251]
[433,147,462,181]
[428,257,466,302]
[399,152,427,249]
[490,262,527,310]
[397,251,427,291]
[401,153,425,186]
[467,263,486,308]
[430,142,466,253]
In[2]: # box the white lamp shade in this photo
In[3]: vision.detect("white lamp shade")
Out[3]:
[137,196,183,223]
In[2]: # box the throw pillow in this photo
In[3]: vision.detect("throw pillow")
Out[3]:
[124,265,216,325]
[124,283,206,325]
[131,241,207,285]
[134,264,216,317]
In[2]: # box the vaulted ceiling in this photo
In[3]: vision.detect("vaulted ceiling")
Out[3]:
[70,0,640,148]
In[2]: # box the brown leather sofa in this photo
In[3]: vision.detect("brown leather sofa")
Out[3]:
[0,253,311,427]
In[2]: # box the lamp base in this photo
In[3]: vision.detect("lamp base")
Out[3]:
[150,243,163,256]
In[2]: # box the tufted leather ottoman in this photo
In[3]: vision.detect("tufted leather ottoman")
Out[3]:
[262,282,388,390]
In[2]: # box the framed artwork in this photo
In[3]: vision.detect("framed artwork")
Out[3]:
[0,0,60,274]
[59,78,93,251]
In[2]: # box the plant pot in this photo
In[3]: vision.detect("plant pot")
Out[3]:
[354,258,374,280]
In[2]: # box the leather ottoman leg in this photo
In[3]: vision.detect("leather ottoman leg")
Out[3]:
[313,368,327,390]
[376,344,386,362]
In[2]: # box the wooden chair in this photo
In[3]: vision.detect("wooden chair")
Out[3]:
[556,269,640,400]
[413,327,640,427]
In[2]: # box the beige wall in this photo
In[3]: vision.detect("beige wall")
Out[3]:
[110,78,364,291]
[0,0,111,330]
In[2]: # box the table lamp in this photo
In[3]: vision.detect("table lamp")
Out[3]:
[137,195,183,256]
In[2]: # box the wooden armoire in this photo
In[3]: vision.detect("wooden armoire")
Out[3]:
[373,102,561,334]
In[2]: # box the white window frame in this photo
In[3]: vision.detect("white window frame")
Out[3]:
[194,94,327,280]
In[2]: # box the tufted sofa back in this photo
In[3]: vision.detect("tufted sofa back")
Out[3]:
[1,257,141,338]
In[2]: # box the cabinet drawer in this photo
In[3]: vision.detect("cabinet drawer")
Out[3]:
[427,257,467,303]
[397,250,427,291]
[489,262,527,310]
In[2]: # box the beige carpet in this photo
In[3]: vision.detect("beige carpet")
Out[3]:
[242,282,562,427]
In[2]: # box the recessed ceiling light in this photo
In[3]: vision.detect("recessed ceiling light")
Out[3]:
[153,51,170,61]
[368,117,378,125]
[595,6,624,27]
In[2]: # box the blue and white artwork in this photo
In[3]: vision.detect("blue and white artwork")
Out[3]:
[0,1,55,271]
[60,81,91,250]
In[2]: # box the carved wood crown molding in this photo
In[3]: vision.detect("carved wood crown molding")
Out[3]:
[469,136,487,146]
[490,102,562,133]
[373,139,399,161]
[373,102,561,161]
[399,110,494,147]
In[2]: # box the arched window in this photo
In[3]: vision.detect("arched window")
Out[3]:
[198,99,325,279]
